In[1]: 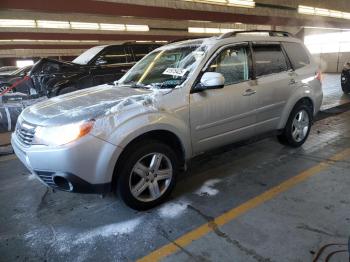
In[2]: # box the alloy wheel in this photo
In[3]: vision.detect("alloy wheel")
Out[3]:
[129,153,173,202]
[291,109,310,142]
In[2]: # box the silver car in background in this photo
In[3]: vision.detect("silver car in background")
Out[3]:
[12,31,323,210]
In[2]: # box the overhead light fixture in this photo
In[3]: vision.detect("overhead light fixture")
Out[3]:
[0,19,36,28]
[70,22,99,30]
[227,0,255,8]
[37,20,70,29]
[303,26,350,31]
[315,8,330,17]
[37,40,59,43]
[16,60,34,68]
[184,0,255,8]
[188,20,211,23]
[155,40,168,43]
[205,28,222,34]
[188,27,205,34]
[80,40,100,43]
[0,39,103,44]
[298,5,350,20]
[60,40,81,43]
[13,39,33,42]
[100,23,125,31]
[189,27,239,34]
[0,19,150,32]
[201,0,227,4]
[329,10,343,18]
[126,25,149,31]
[298,5,315,15]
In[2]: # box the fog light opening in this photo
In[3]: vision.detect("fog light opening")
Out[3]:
[53,176,73,191]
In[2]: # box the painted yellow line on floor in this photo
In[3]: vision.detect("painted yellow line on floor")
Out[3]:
[0,154,17,162]
[138,147,350,262]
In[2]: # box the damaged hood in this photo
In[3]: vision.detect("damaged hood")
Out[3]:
[21,84,164,126]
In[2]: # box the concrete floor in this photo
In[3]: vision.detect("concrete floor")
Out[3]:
[0,74,350,262]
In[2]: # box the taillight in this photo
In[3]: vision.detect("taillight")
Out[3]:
[316,71,323,83]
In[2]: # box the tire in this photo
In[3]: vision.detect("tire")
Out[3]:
[341,84,350,94]
[277,102,313,148]
[116,140,179,210]
[57,86,77,96]
[341,74,350,94]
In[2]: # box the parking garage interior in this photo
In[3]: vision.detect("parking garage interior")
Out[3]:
[1,0,350,261]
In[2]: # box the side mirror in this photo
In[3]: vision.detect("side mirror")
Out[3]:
[195,72,225,92]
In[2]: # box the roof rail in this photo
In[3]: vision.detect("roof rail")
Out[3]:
[218,30,294,39]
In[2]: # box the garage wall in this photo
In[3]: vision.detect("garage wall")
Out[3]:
[312,52,350,73]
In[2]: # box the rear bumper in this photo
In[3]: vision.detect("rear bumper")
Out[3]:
[11,132,123,194]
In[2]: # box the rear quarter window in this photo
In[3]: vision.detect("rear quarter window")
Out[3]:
[283,42,310,70]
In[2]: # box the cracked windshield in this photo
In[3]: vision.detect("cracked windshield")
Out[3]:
[118,42,208,89]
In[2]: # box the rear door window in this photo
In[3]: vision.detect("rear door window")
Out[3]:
[131,45,158,62]
[252,44,289,77]
[96,46,128,65]
[283,42,310,70]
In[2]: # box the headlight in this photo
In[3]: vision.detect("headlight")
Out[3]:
[34,120,95,146]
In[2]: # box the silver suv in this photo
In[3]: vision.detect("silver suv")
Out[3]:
[12,31,323,210]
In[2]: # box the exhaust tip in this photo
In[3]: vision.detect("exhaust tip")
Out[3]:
[53,176,73,191]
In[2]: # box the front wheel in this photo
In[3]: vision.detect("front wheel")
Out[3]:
[117,140,179,210]
[277,103,312,147]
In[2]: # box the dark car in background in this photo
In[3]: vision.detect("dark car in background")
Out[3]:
[26,43,160,97]
[341,62,350,94]
[0,66,18,76]
[0,43,160,136]
[0,66,32,94]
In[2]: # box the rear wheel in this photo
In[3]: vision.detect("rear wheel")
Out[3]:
[277,103,312,147]
[116,140,179,210]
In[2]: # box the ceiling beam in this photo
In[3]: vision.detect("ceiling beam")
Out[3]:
[0,44,94,50]
[2,0,350,28]
[0,32,185,41]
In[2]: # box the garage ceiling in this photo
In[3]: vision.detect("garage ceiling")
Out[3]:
[1,0,350,57]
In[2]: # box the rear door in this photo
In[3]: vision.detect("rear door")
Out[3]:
[252,42,294,133]
[282,41,313,85]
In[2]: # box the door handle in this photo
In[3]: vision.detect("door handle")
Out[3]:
[242,89,256,96]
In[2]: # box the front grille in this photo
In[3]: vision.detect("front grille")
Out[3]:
[16,121,36,146]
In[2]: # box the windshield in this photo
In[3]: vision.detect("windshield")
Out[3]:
[72,46,105,65]
[118,43,208,89]
[10,66,30,76]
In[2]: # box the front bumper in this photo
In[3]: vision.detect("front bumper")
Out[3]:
[11,133,123,194]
